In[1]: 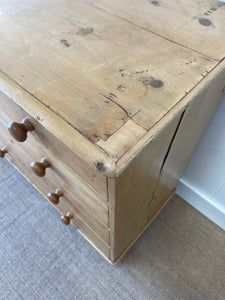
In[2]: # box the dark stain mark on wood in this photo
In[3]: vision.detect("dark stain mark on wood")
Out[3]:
[151,0,160,6]
[120,69,150,78]
[141,76,164,88]
[150,79,164,88]
[135,71,145,74]
[77,28,94,36]
[93,134,100,142]
[203,3,223,17]
[198,18,212,27]
[119,69,126,77]
[60,39,70,47]
[95,161,106,172]
[204,5,221,16]
[36,115,44,122]
[119,69,125,76]
[117,85,126,92]
[110,93,117,98]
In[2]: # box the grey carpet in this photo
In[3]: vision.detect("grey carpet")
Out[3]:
[0,158,225,300]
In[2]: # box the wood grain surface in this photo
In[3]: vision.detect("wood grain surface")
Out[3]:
[84,0,225,60]
[0,0,224,175]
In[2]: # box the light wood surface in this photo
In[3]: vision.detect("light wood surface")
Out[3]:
[108,112,183,261]
[1,0,225,264]
[148,60,225,221]
[108,60,225,263]
[84,0,225,60]
[1,0,224,175]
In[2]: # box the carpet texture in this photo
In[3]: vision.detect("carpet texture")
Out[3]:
[0,158,225,300]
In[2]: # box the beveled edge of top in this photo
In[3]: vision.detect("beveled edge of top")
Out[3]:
[1,59,225,178]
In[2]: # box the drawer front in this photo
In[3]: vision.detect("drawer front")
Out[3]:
[0,92,110,256]
[0,93,107,200]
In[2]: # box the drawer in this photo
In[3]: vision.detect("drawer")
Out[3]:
[0,91,107,200]
[0,92,110,256]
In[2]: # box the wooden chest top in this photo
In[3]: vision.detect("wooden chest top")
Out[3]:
[1,0,225,176]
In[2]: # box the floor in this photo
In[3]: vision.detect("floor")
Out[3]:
[0,158,225,300]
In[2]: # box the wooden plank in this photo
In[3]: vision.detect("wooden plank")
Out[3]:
[111,189,176,265]
[108,112,183,262]
[148,58,225,220]
[0,90,107,199]
[97,120,147,159]
[0,0,220,168]
[84,0,225,60]
[71,218,110,259]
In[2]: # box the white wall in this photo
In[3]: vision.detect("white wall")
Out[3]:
[176,96,225,230]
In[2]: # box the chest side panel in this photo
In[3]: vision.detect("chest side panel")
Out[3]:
[108,112,183,262]
[149,62,225,220]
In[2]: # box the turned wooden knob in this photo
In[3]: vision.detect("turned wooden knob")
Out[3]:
[47,189,63,205]
[8,117,34,142]
[61,212,73,225]
[30,157,51,177]
[0,147,7,158]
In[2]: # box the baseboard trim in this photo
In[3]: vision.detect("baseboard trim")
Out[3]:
[176,179,225,230]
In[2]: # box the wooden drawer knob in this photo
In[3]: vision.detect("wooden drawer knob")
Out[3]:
[30,157,51,177]
[47,189,63,205]
[61,212,73,225]
[0,147,7,158]
[8,117,34,142]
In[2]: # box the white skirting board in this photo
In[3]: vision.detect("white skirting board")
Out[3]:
[176,179,225,230]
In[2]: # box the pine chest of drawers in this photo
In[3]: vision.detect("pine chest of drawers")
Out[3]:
[1,0,225,264]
